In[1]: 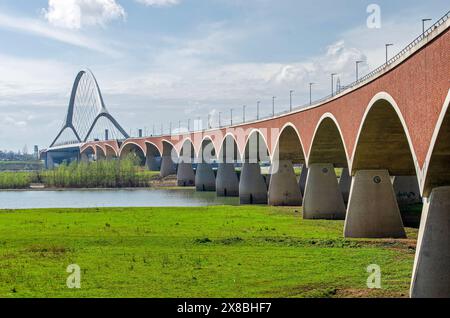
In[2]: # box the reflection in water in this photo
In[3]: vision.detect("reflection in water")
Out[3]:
[0,188,240,209]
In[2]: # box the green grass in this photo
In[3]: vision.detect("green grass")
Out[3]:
[0,206,417,298]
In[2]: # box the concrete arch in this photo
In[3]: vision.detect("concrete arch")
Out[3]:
[272,122,306,164]
[243,129,270,163]
[104,144,118,159]
[178,138,195,163]
[145,141,162,158]
[307,113,349,168]
[197,136,217,163]
[217,133,241,164]
[351,92,419,178]
[119,142,146,166]
[95,145,106,160]
[421,89,450,197]
[80,145,96,157]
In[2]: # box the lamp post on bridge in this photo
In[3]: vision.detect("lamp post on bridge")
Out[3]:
[331,73,337,96]
[422,18,432,35]
[272,96,276,117]
[356,60,364,81]
[208,114,211,129]
[257,101,260,120]
[230,109,233,126]
[243,105,246,123]
[309,82,315,105]
[289,90,294,112]
[385,43,393,64]
[219,112,222,128]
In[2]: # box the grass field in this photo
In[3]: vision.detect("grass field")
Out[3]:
[0,206,417,298]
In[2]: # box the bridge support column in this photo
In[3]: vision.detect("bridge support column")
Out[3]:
[195,163,216,192]
[393,176,422,206]
[146,154,160,171]
[46,152,55,169]
[344,170,406,238]
[298,165,308,196]
[239,163,268,204]
[177,162,195,186]
[268,160,302,206]
[216,163,239,197]
[410,187,450,298]
[339,168,351,205]
[160,155,176,177]
[303,163,346,219]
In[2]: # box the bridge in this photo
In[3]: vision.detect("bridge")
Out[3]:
[43,12,450,298]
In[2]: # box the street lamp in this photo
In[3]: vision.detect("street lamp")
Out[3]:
[422,18,432,35]
[243,105,246,123]
[289,90,294,111]
[309,83,315,105]
[356,60,364,81]
[257,101,260,120]
[219,112,222,127]
[331,73,337,96]
[385,43,393,64]
[207,114,211,129]
[188,119,190,131]
[272,96,276,116]
[230,109,233,126]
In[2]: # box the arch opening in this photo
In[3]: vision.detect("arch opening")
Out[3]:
[309,117,347,168]
[120,143,146,166]
[352,99,416,175]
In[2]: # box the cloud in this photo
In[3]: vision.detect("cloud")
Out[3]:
[0,12,122,56]
[42,0,126,29]
[135,0,181,7]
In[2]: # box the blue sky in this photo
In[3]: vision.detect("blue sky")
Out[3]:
[0,0,448,151]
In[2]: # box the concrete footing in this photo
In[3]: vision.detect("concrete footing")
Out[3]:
[177,162,195,186]
[339,168,351,205]
[268,160,303,206]
[146,154,160,171]
[216,163,239,197]
[239,163,268,204]
[303,163,346,219]
[410,187,450,298]
[160,155,176,177]
[195,163,216,191]
[344,170,406,238]
[393,176,422,206]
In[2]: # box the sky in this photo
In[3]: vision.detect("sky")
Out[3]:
[0,0,448,151]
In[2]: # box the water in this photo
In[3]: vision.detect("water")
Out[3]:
[0,188,240,209]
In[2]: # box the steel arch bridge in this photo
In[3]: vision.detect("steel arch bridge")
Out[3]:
[50,69,129,148]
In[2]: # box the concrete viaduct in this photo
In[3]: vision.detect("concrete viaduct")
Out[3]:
[47,14,450,298]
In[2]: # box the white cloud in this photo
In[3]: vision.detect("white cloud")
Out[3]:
[0,12,121,56]
[135,0,181,7]
[42,0,126,29]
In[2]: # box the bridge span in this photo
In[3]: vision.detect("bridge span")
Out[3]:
[44,13,450,298]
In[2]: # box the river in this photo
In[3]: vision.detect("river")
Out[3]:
[0,188,240,209]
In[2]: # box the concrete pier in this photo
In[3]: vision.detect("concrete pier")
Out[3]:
[303,163,346,219]
[339,168,351,205]
[160,155,176,177]
[344,170,406,238]
[239,163,268,204]
[195,163,216,191]
[216,163,239,197]
[298,165,308,196]
[177,162,195,186]
[393,176,422,206]
[410,187,450,298]
[268,160,302,206]
[146,154,160,171]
